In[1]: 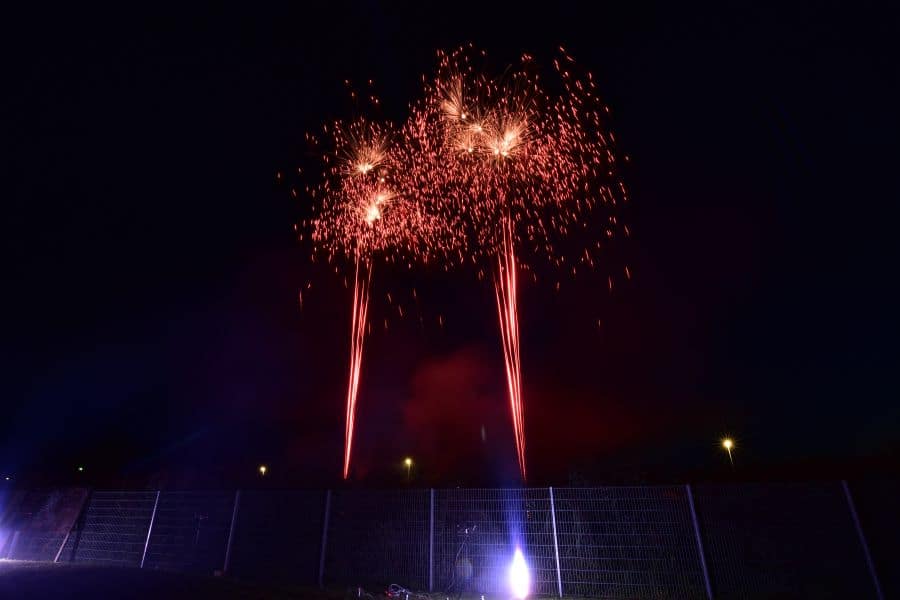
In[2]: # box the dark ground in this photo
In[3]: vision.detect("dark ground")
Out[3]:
[0,562,528,600]
[0,561,340,599]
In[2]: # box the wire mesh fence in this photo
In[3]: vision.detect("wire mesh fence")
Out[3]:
[68,491,158,566]
[0,490,60,561]
[142,491,235,573]
[1,482,892,598]
[693,482,875,599]
[433,487,558,596]
[325,489,430,589]
[225,490,326,584]
[850,479,898,599]
[553,486,707,599]
[0,489,87,561]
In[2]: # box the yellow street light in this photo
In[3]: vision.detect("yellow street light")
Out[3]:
[258,464,268,476]
[721,438,735,467]
[404,457,413,481]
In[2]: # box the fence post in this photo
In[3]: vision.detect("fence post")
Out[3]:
[429,488,435,592]
[68,490,93,563]
[548,487,563,597]
[140,490,161,569]
[318,489,332,588]
[842,480,884,600]
[223,490,241,574]
[56,490,92,564]
[685,484,713,600]
[6,531,20,560]
[53,530,72,563]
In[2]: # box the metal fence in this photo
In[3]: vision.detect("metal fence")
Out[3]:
[1,482,892,599]
[552,486,707,599]
[65,490,159,566]
[692,482,876,599]
[225,490,325,584]
[0,488,88,562]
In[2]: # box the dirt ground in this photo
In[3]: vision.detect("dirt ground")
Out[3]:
[0,560,347,599]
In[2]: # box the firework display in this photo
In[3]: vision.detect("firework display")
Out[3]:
[301,46,626,480]
[303,118,458,479]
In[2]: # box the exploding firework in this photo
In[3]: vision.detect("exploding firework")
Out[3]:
[302,115,459,479]
[299,46,627,480]
[393,46,629,479]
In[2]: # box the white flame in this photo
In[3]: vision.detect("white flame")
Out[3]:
[509,547,530,600]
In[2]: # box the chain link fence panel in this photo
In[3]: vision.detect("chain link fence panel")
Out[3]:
[851,479,896,599]
[324,489,429,589]
[694,482,874,599]
[0,490,60,560]
[69,491,158,566]
[552,486,707,599]
[0,488,88,561]
[142,491,234,573]
[5,482,893,598]
[432,487,557,597]
[226,490,326,585]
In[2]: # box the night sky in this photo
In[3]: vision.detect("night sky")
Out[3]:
[3,2,898,488]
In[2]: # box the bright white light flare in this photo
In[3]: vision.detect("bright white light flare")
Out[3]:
[509,547,530,600]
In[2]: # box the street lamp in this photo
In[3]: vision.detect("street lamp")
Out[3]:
[404,457,413,481]
[258,464,268,476]
[721,438,735,468]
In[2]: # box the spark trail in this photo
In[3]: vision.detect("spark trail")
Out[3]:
[343,256,372,479]
[302,113,459,479]
[298,46,626,480]
[393,46,628,479]
[494,218,525,478]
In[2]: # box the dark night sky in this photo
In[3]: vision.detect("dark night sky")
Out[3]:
[2,2,898,488]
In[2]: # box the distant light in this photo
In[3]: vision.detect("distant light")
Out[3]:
[77,466,84,472]
[4,476,9,481]
[258,465,267,476]
[404,457,413,467]
[721,437,736,468]
[509,547,530,600]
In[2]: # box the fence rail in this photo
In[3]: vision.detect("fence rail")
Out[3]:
[1,481,893,598]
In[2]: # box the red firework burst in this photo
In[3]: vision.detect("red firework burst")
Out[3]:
[299,46,627,481]
[393,45,629,479]
[302,115,461,479]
